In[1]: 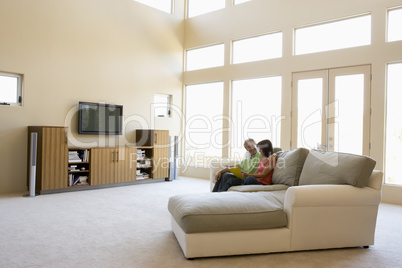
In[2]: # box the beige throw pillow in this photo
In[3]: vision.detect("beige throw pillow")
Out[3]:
[298,150,376,187]
[272,148,309,186]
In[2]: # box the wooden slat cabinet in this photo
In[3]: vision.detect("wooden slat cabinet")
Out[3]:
[27,126,68,193]
[153,130,169,179]
[115,147,137,183]
[90,147,137,185]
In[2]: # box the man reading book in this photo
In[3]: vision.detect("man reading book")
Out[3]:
[212,138,262,192]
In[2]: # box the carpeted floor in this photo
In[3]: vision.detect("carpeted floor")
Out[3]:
[0,177,401,268]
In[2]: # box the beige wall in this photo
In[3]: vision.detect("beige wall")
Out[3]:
[0,0,185,193]
[181,0,402,204]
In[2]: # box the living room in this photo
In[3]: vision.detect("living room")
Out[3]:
[1,0,402,266]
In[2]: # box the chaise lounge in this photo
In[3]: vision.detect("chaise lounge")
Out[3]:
[168,148,383,259]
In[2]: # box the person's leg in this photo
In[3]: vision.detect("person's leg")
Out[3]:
[220,177,245,192]
[212,177,222,192]
[213,172,232,192]
[215,172,235,192]
[243,176,263,185]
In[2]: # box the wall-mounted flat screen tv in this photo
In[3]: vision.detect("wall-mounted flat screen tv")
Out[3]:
[78,102,123,135]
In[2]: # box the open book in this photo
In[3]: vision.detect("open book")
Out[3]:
[229,166,245,179]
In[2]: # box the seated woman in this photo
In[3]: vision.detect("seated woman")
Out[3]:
[240,139,276,186]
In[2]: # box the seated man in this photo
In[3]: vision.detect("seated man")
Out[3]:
[212,138,262,192]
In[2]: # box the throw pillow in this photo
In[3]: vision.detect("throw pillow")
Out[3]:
[272,148,309,186]
[298,150,376,187]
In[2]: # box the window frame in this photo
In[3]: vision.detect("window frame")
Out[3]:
[0,71,23,107]
[384,61,402,185]
[231,31,283,64]
[187,0,226,18]
[185,43,225,71]
[387,6,402,43]
[294,14,372,55]
[230,76,282,159]
[184,81,224,166]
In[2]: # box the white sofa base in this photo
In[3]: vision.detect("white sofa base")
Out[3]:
[171,218,291,258]
[170,171,382,259]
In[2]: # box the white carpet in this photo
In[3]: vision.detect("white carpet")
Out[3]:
[0,177,402,268]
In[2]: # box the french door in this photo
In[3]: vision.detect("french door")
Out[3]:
[291,65,371,155]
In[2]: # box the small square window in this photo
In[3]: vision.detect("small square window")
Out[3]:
[154,94,172,117]
[0,72,23,106]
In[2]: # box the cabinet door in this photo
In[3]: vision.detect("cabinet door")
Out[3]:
[153,130,169,179]
[90,148,117,185]
[41,127,68,190]
[115,147,137,183]
[136,129,154,146]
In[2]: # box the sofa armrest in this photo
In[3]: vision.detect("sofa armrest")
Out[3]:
[283,174,382,250]
[285,170,383,208]
[284,184,381,208]
[209,159,238,192]
[367,170,383,190]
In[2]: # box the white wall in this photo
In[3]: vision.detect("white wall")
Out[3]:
[0,0,185,193]
[181,0,402,204]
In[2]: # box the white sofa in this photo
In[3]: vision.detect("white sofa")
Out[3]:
[168,149,383,259]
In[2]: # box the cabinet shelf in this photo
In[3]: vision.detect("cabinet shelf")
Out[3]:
[68,148,90,187]
[68,170,89,173]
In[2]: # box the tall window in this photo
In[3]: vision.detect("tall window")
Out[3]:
[232,32,282,64]
[231,76,282,159]
[187,0,225,18]
[185,82,224,166]
[387,7,402,42]
[0,72,23,106]
[296,77,323,150]
[186,44,225,71]
[133,0,172,14]
[385,62,402,185]
[295,15,371,55]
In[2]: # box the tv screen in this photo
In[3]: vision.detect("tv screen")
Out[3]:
[78,102,123,135]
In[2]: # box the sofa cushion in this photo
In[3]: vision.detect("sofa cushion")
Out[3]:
[272,148,309,186]
[168,191,287,234]
[298,150,376,187]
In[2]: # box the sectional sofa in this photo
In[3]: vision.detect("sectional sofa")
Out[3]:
[168,148,383,259]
